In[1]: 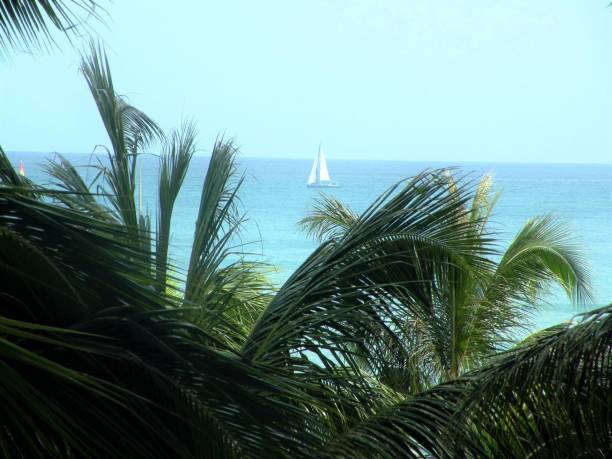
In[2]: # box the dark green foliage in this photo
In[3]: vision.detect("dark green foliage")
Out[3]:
[448,304,612,457]
[0,44,608,458]
[1,152,610,457]
[299,172,592,389]
[0,183,324,458]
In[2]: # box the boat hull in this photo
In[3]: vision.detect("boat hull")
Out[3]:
[307,183,340,188]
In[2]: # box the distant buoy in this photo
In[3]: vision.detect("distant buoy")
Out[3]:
[18,160,25,176]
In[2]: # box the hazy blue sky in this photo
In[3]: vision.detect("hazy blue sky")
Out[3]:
[1,0,612,163]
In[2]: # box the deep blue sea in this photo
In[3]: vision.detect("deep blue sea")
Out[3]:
[7,151,612,333]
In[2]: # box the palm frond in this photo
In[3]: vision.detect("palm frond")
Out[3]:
[322,386,463,459]
[321,305,612,458]
[190,260,276,349]
[493,215,592,305]
[0,146,32,188]
[81,42,163,232]
[156,122,196,291]
[299,194,359,241]
[0,0,106,55]
[42,152,112,218]
[243,170,494,398]
[448,304,612,457]
[0,188,161,323]
[183,138,243,303]
[0,183,333,458]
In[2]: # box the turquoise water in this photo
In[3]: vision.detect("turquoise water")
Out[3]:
[8,152,612,332]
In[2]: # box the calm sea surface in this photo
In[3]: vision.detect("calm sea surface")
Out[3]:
[8,151,612,332]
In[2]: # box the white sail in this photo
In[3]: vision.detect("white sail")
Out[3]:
[307,153,318,184]
[307,144,338,187]
[318,148,331,182]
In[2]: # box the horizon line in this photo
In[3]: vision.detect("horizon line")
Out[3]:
[5,149,612,167]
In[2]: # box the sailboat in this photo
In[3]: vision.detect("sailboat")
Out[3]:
[307,145,339,188]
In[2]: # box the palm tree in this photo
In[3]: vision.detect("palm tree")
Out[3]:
[1,5,609,457]
[0,0,105,55]
[43,43,274,348]
[321,303,612,458]
[0,42,607,458]
[299,172,592,391]
[0,168,328,457]
[1,145,610,456]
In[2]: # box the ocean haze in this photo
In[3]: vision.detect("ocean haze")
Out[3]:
[1,0,612,163]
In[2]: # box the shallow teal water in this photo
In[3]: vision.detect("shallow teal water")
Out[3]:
[9,151,612,332]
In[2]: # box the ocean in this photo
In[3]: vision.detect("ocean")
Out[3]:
[7,151,612,333]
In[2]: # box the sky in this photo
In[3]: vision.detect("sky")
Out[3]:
[1,0,612,163]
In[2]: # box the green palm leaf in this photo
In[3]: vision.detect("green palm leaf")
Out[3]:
[182,139,274,347]
[81,42,163,235]
[156,122,197,291]
[448,304,612,457]
[0,0,105,55]
[0,184,332,458]
[43,152,112,219]
[244,170,493,396]
[295,171,593,387]
[319,305,611,458]
[184,138,243,303]
[486,214,592,307]
[299,194,359,241]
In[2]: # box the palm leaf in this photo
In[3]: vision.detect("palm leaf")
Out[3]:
[448,304,612,457]
[299,194,359,241]
[320,305,612,458]
[0,183,333,457]
[156,122,196,291]
[243,170,494,400]
[0,0,105,54]
[42,152,113,218]
[487,214,592,306]
[81,42,163,233]
[184,138,243,303]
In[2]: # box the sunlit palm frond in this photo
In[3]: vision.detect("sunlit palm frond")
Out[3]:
[295,171,593,387]
[184,138,243,303]
[81,43,163,232]
[489,214,592,306]
[81,43,163,156]
[470,215,593,356]
[156,122,197,291]
[321,305,611,459]
[448,304,612,457]
[299,194,359,241]
[181,139,277,349]
[243,170,493,401]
